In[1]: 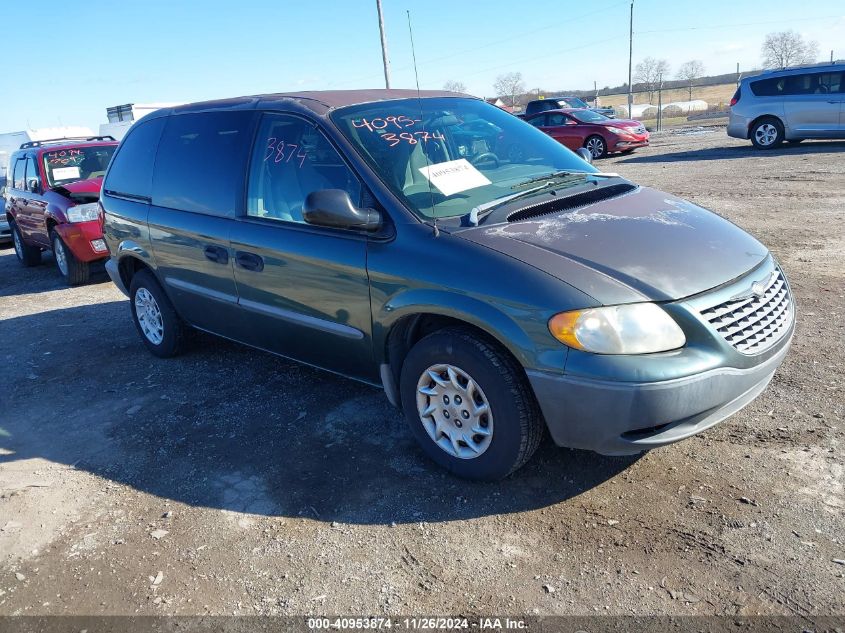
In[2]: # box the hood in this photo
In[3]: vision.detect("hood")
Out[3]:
[51,177,103,204]
[605,119,644,130]
[458,186,768,304]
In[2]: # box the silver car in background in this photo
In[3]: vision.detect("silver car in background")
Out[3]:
[728,61,844,149]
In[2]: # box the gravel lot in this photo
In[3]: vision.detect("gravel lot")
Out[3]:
[0,129,843,618]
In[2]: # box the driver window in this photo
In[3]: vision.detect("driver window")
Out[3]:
[247,114,361,224]
[547,113,567,126]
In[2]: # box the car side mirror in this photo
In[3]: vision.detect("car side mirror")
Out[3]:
[27,179,41,194]
[303,189,381,232]
[576,148,594,164]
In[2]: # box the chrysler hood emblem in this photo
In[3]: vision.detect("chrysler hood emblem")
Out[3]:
[731,271,776,302]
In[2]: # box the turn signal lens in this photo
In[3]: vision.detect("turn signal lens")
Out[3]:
[549,303,686,355]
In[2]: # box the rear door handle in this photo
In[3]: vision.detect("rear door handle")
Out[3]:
[204,245,229,264]
[235,251,264,272]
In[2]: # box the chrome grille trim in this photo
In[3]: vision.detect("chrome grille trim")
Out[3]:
[700,269,793,355]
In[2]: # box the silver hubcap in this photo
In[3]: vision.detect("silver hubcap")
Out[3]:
[755,123,778,146]
[13,229,23,258]
[135,288,165,345]
[586,138,604,157]
[53,236,68,276]
[415,363,494,459]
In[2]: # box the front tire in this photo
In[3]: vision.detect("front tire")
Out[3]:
[129,269,187,358]
[51,231,90,286]
[399,327,543,480]
[750,117,784,149]
[11,221,41,267]
[584,135,608,159]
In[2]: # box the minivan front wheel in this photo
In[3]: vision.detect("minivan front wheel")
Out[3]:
[400,327,543,480]
[129,269,187,357]
[750,117,784,149]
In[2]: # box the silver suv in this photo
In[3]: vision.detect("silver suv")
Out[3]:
[727,62,844,149]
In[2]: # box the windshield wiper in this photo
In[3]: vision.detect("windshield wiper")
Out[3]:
[512,170,620,189]
[463,181,557,226]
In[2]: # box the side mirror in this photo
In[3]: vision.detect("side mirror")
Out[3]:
[303,189,381,232]
[27,178,41,194]
[576,148,594,164]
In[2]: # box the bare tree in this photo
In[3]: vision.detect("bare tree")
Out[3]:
[676,60,706,100]
[443,80,467,93]
[634,57,670,103]
[493,72,525,108]
[761,30,818,69]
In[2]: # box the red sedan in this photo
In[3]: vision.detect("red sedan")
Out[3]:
[524,108,649,159]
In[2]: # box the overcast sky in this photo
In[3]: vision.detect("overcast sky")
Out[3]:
[2,0,844,132]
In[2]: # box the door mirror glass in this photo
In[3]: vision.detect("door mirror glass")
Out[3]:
[576,147,594,164]
[27,178,41,194]
[303,189,381,232]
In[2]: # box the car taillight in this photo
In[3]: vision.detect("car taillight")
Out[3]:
[730,87,741,107]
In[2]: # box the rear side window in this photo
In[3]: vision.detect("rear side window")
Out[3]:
[750,77,785,96]
[751,72,844,96]
[152,111,255,217]
[104,117,166,200]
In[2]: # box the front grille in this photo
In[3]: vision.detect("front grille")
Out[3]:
[700,269,793,355]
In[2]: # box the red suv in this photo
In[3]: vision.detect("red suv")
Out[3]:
[524,108,649,159]
[5,137,118,285]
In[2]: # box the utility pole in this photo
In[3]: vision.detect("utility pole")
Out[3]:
[627,0,634,117]
[376,0,391,89]
[656,72,663,132]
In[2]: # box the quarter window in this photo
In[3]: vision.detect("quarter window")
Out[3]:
[104,117,165,199]
[246,114,361,224]
[153,111,255,217]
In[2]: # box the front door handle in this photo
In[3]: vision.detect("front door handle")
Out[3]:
[204,245,229,264]
[235,251,264,272]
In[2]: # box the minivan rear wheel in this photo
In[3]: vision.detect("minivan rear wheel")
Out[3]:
[399,327,543,480]
[750,117,784,149]
[129,269,187,358]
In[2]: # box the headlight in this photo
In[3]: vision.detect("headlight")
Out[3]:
[548,303,686,354]
[66,202,100,223]
[606,127,632,136]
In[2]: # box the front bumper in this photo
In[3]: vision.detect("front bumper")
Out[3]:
[54,221,109,262]
[610,136,649,152]
[529,255,794,455]
[528,337,791,455]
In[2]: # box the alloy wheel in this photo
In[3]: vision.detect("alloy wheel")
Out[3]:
[135,288,165,345]
[53,236,68,277]
[415,363,494,459]
[754,123,778,147]
[13,229,23,259]
[586,137,605,158]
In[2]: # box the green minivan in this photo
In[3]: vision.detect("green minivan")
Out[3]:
[102,90,794,480]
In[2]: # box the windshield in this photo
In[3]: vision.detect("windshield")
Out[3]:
[42,145,116,187]
[331,98,597,220]
[562,97,589,109]
[570,109,610,124]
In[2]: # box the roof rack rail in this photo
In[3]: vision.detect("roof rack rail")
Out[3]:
[19,135,116,150]
[762,60,844,74]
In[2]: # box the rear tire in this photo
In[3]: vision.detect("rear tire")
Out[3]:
[51,231,90,286]
[399,327,543,480]
[584,135,608,159]
[11,221,41,267]
[129,269,187,358]
[750,117,784,149]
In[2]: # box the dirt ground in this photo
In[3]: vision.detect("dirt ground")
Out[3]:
[0,129,843,618]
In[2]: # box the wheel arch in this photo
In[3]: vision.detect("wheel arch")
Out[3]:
[747,114,783,140]
[117,253,155,292]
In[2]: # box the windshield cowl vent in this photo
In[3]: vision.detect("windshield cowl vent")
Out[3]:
[506,184,637,223]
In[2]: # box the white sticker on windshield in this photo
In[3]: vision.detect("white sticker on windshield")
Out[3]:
[418,159,491,196]
[52,166,80,181]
